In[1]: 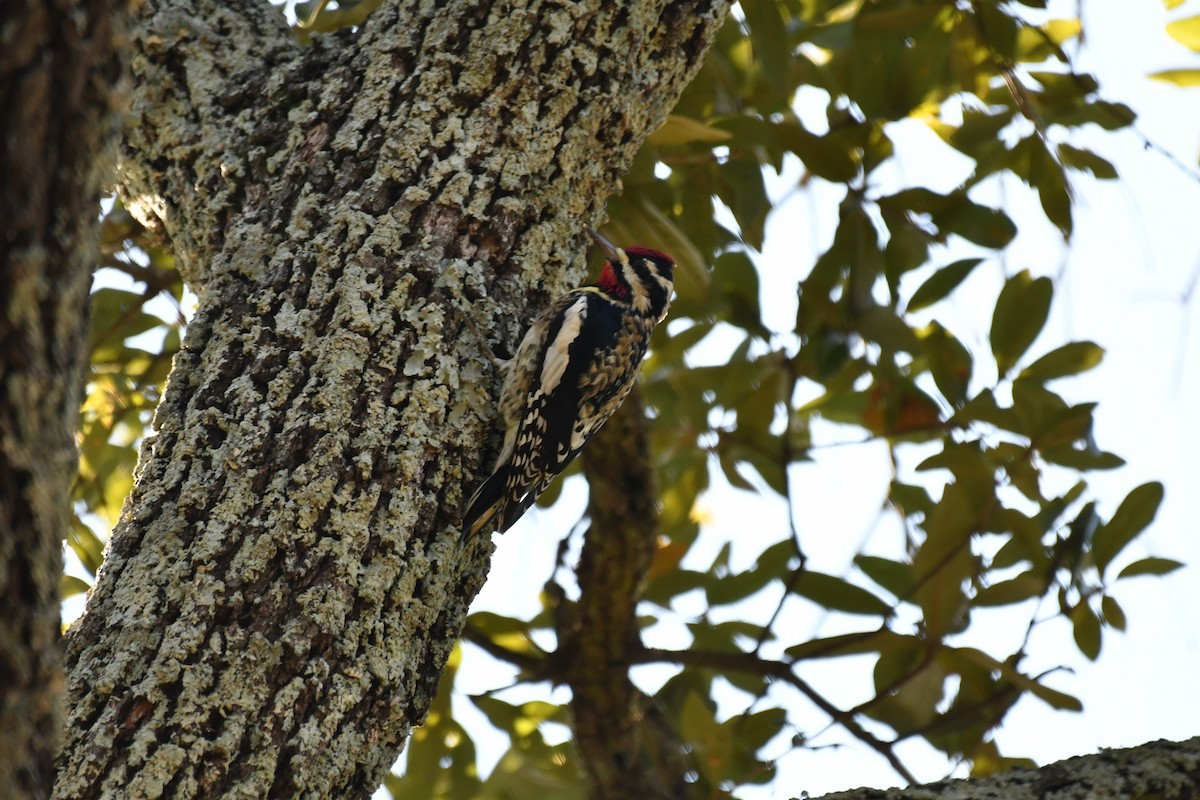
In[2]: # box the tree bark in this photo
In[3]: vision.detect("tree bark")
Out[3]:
[53,1,730,797]
[0,1,126,798]
[817,736,1200,800]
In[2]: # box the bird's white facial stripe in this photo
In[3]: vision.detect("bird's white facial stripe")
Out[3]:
[620,257,653,313]
[539,296,587,394]
[653,271,673,320]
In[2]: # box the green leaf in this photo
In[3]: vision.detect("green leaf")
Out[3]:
[786,629,912,661]
[1033,144,1073,235]
[868,651,945,734]
[1101,595,1127,631]
[792,571,893,616]
[913,480,985,638]
[855,555,915,599]
[1041,446,1125,471]
[712,251,767,337]
[1117,557,1185,580]
[1058,145,1118,179]
[1092,482,1165,575]
[884,219,931,292]
[973,572,1044,607]
[777,122,860,183]
[1071,603,1102,660]
[977,2,1019,60]
[1149,68,1200,86]
[953,648,1083,711]
[947,108,1015,155]
[890,481,934,517]
[690,620,771,652]
[908,259,984,312]
[939,203,1017,248]
[921,322,974,407]
[954,389,1022,434]
[707,541,794,605]
[726,707,787,755]
[990,270,1053,377]
[61,574,92,600]
[89,288,166,348]
[717,158,770,249]
[468,611,530,637]
[682,691,730,785]
[1166,14,1200,51]
[67,518,107,576]
[1033,403,1096,452]
[857,306,920,353]
[1019,341,1104,382]
[479,739,581,799]
[1009,379,1066,436]
[971,741,1038,777]
[743,0,791,96]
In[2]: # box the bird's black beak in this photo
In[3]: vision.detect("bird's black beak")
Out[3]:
[586,225,622,262]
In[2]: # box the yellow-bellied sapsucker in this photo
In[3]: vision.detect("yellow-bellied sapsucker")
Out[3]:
[462,227,675,538]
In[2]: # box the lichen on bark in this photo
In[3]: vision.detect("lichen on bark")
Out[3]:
[54,1,731,797]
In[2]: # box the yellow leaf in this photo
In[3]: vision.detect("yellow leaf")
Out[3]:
[1043,18,1082,44]
[647,114,733,147]
[1149,68,1200,86]
[1166,14,1200,51]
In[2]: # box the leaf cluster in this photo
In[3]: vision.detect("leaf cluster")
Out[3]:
[73,1,1184,796]
[432,1,1175,793]
[67,200,184,600]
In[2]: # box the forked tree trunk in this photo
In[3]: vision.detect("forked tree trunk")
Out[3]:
[0,2,125,798]
[52,1,729,797]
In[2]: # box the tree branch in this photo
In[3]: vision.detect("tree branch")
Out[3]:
[818,736,1200,800]
[561,389,688,799]
[636,647,918,785]
[460,622,545,676]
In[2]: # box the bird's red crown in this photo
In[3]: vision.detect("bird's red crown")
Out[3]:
[624,246,672,262]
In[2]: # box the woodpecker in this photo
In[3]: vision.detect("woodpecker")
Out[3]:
[462,226,676,538]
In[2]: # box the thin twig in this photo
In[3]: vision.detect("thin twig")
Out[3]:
[635,646,919,785]
[461,622,546,675]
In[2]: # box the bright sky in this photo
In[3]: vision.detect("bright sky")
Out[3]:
[461,1,1200,796]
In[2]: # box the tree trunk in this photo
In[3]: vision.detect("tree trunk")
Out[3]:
[53,1,730,797]
[0,1,126,798]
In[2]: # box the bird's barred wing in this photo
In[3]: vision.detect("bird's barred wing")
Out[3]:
[568,313,652,448]
[498,291,585,429]
[506,292,626,494]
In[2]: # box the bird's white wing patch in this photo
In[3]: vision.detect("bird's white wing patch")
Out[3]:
[539,295,587,394]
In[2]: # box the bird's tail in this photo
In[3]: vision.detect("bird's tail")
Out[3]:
[462,465,511,540]
[462,464,547,539]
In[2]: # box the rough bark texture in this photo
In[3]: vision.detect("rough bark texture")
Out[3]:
[54,1,730,798]
[565,390,687,798]
[0,1,126,798]
[819,736,1200,800]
